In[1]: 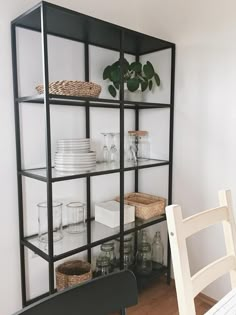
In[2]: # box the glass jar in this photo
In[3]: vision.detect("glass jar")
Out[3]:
[66,202,86,234]
[136,242,152,275]
[152,231,164,269]
[38,201,63,243]
[138,229,151,247]
[123,243,133,269]
[128,131,150,162]
[101,242,116,270]
[116,234,134,264]
[96,255,110,276]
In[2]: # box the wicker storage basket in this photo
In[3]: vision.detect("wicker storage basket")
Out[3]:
[116,192,166,220]
[36,80,102,98]
[56,260,92,291]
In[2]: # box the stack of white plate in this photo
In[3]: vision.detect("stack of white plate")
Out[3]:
[54,139,96,172]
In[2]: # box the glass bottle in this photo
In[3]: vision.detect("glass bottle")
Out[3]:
[152,231,164,269]
[38,201,63,243]
[136,242,152,275]
[96,255,110,276]
[101,242,116,270]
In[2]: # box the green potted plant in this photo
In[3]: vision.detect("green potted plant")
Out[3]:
[103,58,160,100]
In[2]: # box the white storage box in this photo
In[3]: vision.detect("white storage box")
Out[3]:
[95,201,135,228]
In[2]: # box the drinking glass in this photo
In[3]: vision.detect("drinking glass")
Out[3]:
[101,133,110,163]
[66,202,86,234]
[110,132,119,163]
[38,201,63,243]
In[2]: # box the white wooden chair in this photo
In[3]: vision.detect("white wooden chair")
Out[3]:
[166,190,236,315]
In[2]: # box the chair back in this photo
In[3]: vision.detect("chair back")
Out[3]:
[166,190,236,315]
[14,270,138,315]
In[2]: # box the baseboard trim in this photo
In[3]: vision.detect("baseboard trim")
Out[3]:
[197,293,217,307]
[169,276,217,307]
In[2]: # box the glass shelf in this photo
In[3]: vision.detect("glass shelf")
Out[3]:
[23,214,166,262]
[17,94,171,109]
[20,159,169,182]
[25,220,135,260]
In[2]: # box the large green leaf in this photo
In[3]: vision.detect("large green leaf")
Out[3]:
[129,61,142,73]
[110,68,121,83]
[127,78,139,92]
[114,81,120,90]
[108,85,117,97]
[141,80,148,92]
[143,61,155,79]
[154,72,161,86]
[121,58,129,73]
[103,66,111,80]
[149,80,153,91]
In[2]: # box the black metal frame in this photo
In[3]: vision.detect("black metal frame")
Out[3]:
[11,1,175,307]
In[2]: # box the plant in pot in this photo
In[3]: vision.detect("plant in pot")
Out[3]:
[103,58,160,101]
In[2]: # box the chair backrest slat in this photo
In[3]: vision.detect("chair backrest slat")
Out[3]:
[192,255,236,297]
[166,190,236,315]
[183,206,228,238]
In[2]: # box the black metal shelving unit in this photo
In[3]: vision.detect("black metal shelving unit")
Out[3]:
[11,1,175,307]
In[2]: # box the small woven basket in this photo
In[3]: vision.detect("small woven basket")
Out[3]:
[36,80,102,98]
[56,260,92,291]
[116,192,166,220]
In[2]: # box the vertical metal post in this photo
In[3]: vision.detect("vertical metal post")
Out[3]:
[41,3,54,293]
[167,44,176,284]
[134,56,139,256]
[85,42,91,262]
[11,23,27,307]
[119,30,125,269]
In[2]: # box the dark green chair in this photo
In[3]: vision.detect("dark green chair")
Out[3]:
[14,270,138,315]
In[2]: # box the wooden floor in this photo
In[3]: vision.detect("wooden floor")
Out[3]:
[127,278,212,315]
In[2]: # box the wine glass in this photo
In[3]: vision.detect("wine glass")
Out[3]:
[110,133,119,163]
[101,133,110,163]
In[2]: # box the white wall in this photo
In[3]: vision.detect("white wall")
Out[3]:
[138,0,236,301]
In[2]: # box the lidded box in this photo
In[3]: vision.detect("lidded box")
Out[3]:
[95,200,135,228]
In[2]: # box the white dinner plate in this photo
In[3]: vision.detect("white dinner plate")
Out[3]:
[56,149,90,153]
[57,139,90,144]
[55,162,96,166]
[55,166,96,172]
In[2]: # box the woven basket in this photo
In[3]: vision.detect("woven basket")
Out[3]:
[56,260,92,291]
[116,192,166,220]
[36,80,102,98]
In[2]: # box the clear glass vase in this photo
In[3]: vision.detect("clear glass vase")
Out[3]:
[66,202,86,234]
[38,201,63,243]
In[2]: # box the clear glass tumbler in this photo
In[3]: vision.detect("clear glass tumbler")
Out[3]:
[66,202,86,234]
[38,201,63,243]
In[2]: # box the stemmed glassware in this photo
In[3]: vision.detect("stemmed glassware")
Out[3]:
[101,133,110,163]
[110,133,119,163]
[101,132,119,164]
